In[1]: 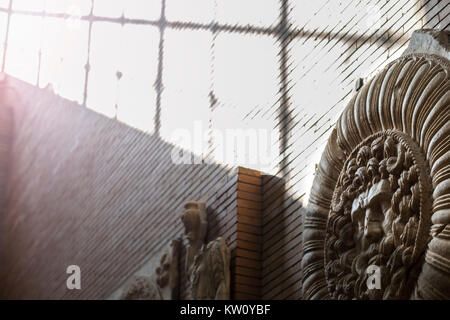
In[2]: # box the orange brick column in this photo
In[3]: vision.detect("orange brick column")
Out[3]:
[232,167,262,300]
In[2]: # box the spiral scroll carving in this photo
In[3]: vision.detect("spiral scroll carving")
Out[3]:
[302,53,450,300]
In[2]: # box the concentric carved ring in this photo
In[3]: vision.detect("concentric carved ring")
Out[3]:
[302,53,450,299]
[325,130,432,299]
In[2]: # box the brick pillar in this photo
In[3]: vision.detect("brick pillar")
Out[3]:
[232,167,262,300]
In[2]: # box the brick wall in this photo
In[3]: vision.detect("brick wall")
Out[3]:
[234,168,263,299]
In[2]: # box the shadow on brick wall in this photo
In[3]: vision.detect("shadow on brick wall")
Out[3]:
[261,174,304,300]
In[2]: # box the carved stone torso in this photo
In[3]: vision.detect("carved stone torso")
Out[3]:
[189,237,230,300]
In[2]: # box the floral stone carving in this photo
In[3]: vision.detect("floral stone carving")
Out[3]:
[302,31,450,300]
[181,201,231,300]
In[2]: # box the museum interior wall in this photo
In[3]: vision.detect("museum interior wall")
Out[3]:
[0,76,269,299]
[0,77,262,299]
[0,0,448,300]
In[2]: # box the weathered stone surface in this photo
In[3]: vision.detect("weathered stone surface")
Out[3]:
[402,29,450,60]
[181,201,208,273]
[189,237,231,300]
[302,29,450,300]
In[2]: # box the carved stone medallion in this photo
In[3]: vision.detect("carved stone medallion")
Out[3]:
[301,32,450,299]
[324,131,432,299]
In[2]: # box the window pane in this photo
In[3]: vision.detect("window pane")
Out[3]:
[5,14,43,84]
[214,33,279,116]
[87,22,122,117]
[290,0,331,29]
[116,25,159,132]
[93,0,123,18]
[216,0,279,27]
[290,0,384,34]
[94,0,160,20]
[0,12,7,68]
[39,17,88,104]
[160,29,211,151]
[123,0,160,20]
[88,22,159,132]
[13,0,45,11]
[166,0,213,24]
[45,0,91,15]
[212,33,279,169]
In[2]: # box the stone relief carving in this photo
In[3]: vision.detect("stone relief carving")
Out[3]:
[325,131,431,299]
[119,275,162,300]
[302,30,450,299]
[112,239,180,300]
[181,201,231,300]
[190,237,231,300]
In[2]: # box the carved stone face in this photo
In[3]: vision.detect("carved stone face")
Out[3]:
[350,179,391,252]
[182,210,201,243]
[324,131,431,300]
[181,201,208,274]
